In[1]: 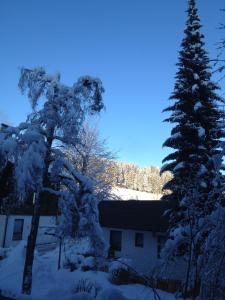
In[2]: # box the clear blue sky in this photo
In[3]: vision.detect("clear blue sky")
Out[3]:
[0,0,224,167]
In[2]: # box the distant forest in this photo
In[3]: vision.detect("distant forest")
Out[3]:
[109,161,172,195]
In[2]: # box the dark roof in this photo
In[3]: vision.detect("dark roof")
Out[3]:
[99,200,169,232]
[6,198,169,232]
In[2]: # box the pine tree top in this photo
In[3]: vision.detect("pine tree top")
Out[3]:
[162,0,225,211]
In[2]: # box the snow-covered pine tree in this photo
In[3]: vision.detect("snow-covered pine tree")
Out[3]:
[162,0,224,218]
[196,12,225,297]
[0,67,106,294]
[160,0,225,297]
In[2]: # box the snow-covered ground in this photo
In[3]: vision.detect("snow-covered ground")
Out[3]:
[112,187,162,200]
[0,242,175,300]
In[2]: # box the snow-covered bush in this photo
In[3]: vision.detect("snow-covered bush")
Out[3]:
[97,288,129,300]
[109,258,132,273]
[81,256,95,272]
[63,254,84,272]
[64,253,96,272]
[64,255,97,272]
[62,238,104,272]
[72,278,101,298]
[108,258,133,285]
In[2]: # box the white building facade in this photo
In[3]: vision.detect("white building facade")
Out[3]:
[99,200,168,275]
[102,227,165,274]
[0,200,168,275]
[0,215,57,249]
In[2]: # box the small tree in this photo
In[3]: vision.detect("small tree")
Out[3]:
[0,67,106,294]
[66,123,117,202]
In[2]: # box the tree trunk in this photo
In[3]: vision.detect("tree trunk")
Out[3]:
[22,193,40,294]
[183,241,192,300]
[21,131,54,294]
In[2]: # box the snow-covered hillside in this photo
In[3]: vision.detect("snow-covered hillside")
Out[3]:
[112,187,162,200]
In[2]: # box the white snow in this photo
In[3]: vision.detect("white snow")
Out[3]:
[170,132,182,140]
[173,162,185,172]
[197,127,205,138]
[194,101,202,111]
[111,187,162,200]
[0,242,176,300]
[200,181,207,188]
[193,73,199,80]
[198,165,207,176]
[191,84,198,92]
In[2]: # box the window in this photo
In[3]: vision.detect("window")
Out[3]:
[110,230,122,251]
[12,219,24,240]
[135,232,144,247]
[157,235,166,258]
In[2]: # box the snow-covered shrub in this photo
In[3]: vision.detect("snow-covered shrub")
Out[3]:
[108,258,133,285]
[64,254,84,272]
[62,238,88,271]
[81,256,95,271]
[109,258,132,273]
[63,252,100,272]
[63,243,84,271]
[97,288,129,300]
[63,238,108,272]
[72,278,101,298]
[64,254,97,272]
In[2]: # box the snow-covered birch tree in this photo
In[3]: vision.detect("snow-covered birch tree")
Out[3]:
[0,67,107,294]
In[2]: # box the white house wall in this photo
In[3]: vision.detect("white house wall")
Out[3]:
[1,216,166,277]
[102,227,159,275]
[4,215,57,248]
[0,215,7,247]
